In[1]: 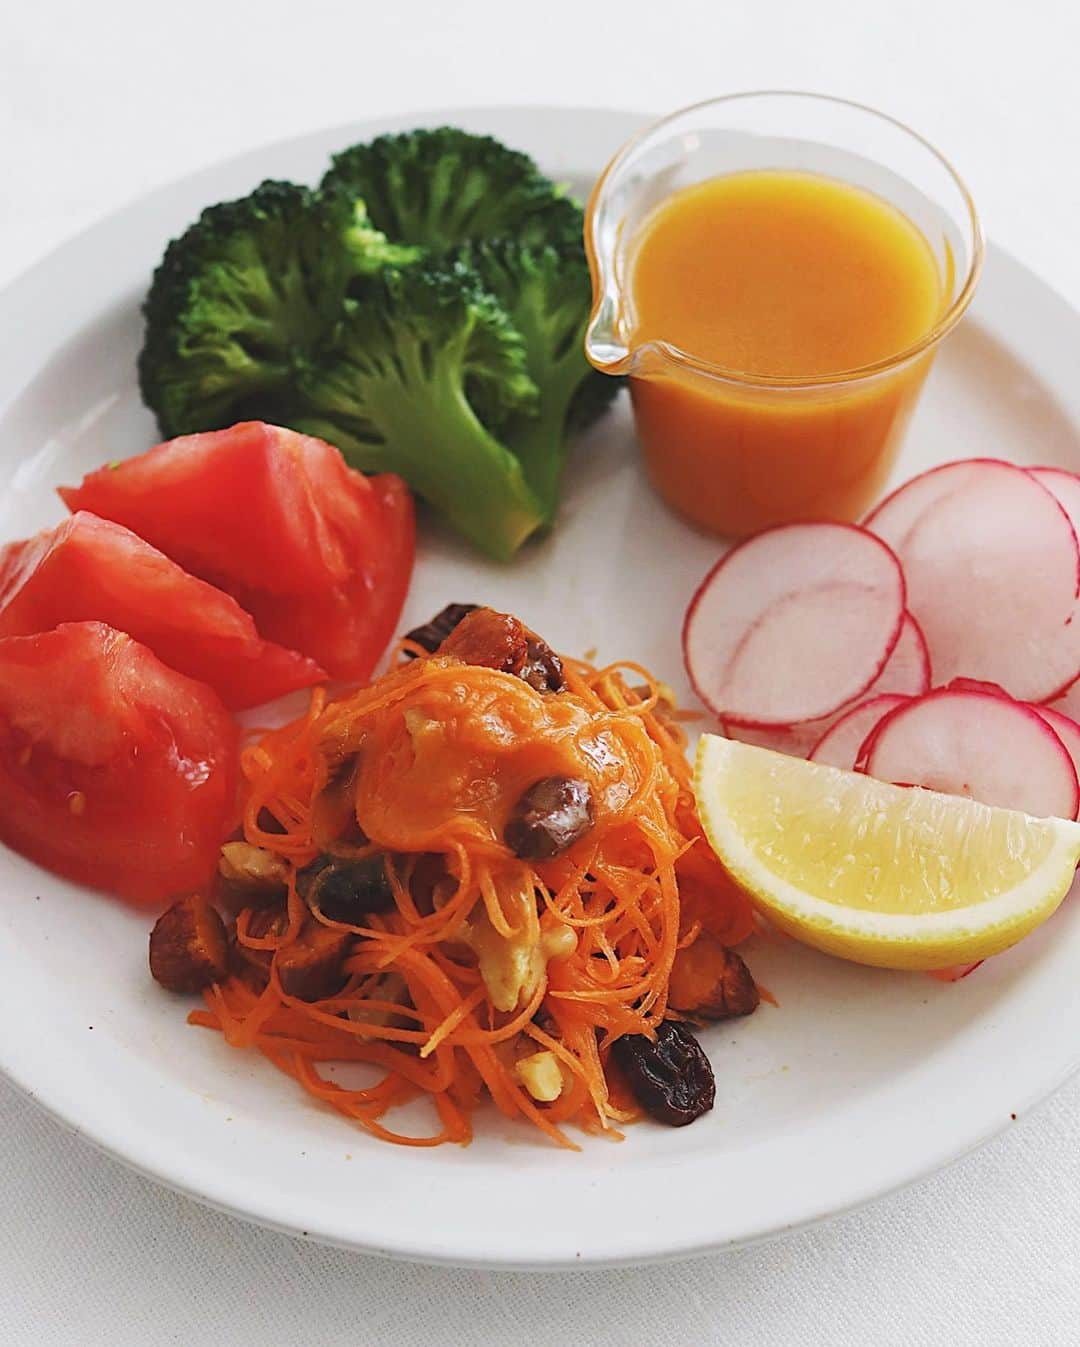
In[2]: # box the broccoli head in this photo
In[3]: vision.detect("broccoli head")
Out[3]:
[321,127,582,250]
[137,129,618,560]
[452,238,621,518]
[292,261,546,561]
[138,180,416,437]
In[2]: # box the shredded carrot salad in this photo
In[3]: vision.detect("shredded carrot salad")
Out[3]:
[191,637,755,1149]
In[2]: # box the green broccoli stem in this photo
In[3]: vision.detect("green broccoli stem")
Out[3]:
[506,346,587,521]
[385,392,546,561]
[507,403,571,524]
[299,381,546,562]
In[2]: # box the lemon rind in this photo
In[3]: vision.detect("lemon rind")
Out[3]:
[695,734,1080,946]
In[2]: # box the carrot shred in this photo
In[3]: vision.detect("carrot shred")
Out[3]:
[194,640,756,1147]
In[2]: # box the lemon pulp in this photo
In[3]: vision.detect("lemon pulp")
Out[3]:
[694,735,1080,970]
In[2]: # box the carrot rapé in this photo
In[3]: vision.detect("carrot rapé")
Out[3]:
[191,641,755,1148]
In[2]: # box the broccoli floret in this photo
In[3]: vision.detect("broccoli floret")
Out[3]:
[321,128,582,250]
[291,261,546,561]
[137,131,613,559]
[452,239,621,518]
[337,190,426,278]
[138,180,417,436]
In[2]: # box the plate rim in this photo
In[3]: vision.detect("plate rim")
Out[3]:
[2,104,1080,1270]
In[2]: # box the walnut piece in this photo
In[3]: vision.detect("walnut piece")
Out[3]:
[515,1050,564,1102]
[218,842,289,891]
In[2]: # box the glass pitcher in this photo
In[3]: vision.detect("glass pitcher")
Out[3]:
[584,92,983,537]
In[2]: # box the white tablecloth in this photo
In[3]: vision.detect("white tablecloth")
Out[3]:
[4,1,1080,1341]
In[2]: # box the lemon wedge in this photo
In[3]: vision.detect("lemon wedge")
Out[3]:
[694,734,1080,969]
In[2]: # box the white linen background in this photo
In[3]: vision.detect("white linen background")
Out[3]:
[3,1,1080,1341]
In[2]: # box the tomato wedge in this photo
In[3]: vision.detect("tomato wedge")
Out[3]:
[232,471,415,680]
[0,513,325,710]
[0,622,237,905]
[59,422,415,680]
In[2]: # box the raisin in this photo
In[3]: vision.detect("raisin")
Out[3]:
[519,638,565,693]
[296,854,395,924]
[404,604,479,655]
[504,776,593,860]
[612,1020,716,1126]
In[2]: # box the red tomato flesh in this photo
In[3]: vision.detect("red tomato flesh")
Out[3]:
[0,512,325,710]
[233,471,416,680]
[0,622,237,905]
[59,423,415,680]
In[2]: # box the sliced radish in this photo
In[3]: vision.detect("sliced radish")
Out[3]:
[722,718,824,760]
[864,687,1080,819]
[945,674,1080,789]
[1045,676,1080,723]
[874,460,1080,702]
[1029,467,1080,541]
[808,694,910,769]
[874,611,932,696]
[1032,705,1080,786]
[865,458,1010,552]
[944,676,1010,698]
[726,615,929,759]
[935,677,1080,805]
[927,962,984,983]
[683,523,905,727]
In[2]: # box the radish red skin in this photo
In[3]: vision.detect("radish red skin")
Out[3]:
[943,677,1080,791]
[864,458,1016,552]
[944,677,1010,698]
[726,616,928,760]
[863,687,1080,820]
[927,962,984,983]
[1028,467,1080,548]
[1045,676,1080,723]
[870,460,1080,702]
[683,521,906,728]
[1032,705,1080,787]
[808,693,910,770]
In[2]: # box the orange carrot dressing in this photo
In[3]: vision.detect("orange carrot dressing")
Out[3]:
[627,170,945,536]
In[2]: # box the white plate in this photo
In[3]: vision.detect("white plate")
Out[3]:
[2,105,1080,1271]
